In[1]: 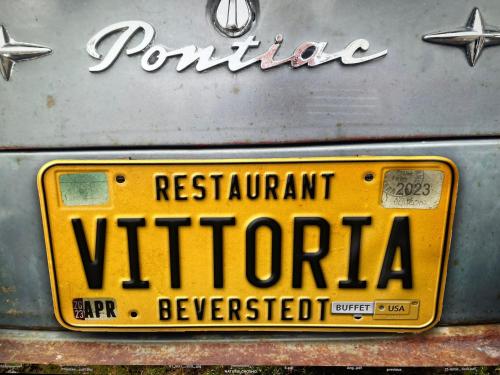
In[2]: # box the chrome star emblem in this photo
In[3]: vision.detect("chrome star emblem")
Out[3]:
[423,8,500,66]
[0,25,52,81]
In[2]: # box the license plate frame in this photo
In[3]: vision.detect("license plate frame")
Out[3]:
[38,156,458,332]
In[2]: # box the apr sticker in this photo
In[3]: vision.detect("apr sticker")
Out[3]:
[72,298,117,320]
[382,170,444,209]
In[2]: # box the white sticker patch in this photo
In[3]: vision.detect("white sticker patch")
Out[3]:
[382,170,444,209]
[331,302,374,315]
[59,172,109,206]
[72,298,117,320]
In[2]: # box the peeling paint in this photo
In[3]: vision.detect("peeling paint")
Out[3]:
[0,286,16,294]
[47,95,56,109]
[0,324,498,366]
[5,308,23,316]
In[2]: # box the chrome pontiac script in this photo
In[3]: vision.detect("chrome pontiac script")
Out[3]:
[87,21,387,73]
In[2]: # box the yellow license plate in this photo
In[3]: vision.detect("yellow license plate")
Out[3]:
[38,157,458,332]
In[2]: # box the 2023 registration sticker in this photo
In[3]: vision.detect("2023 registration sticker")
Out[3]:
[37,157,458,332]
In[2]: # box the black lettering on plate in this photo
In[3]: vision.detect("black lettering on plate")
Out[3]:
[192,174,206,201]
[265,174,279,200]
[155,175,169,201]
[174,174,188,201]
[264,297,276,320]
[316,297,329,321]
[200,217,236,289]
[298,298,312,321]
[94,300,104,318]
[246,173,260,200]
[301,173,316,199]
[211,297,223,321]
[84,300,94,318]
[210,174,223,200]
[245,217,282,288]
[292,217,330,288]
[228,174,242,200]
[339,217,371,289]
[71,218,107,290]
[281,298,293,321]
[155,218,192,289]
[377,216,413,289]
[321,172,335,199]
[117,218,149,289]
[194,297,206,320]
[105,300,116,318]
[228,298,241,321]
[283,173,297,200]
[176,297,189,321]
[246,298,259,320]
[159,298,171,320]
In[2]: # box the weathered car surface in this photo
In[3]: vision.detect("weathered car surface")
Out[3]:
[0,0,499,366]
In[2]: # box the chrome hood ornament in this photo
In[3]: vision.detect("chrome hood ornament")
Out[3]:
[209,0,258,38]
[0,25,52,81]
[87,21,387,74]
[423,8,500,66]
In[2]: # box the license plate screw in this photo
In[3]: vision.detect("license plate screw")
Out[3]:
[116,175,126,184]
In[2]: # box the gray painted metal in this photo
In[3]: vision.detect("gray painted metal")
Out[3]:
[0,140,498,329]
[0,0,500,149]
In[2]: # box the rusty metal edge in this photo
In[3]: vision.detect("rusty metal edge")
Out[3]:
[0,324,499,366]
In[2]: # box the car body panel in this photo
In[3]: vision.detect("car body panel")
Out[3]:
[0,140,498,329]
[0,0,500,149]
[0,0,499,366]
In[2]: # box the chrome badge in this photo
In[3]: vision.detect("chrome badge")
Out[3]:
[423,8,500,67]
[86,21,387,74]
[209,0,258,38]
[0,25,52,81]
